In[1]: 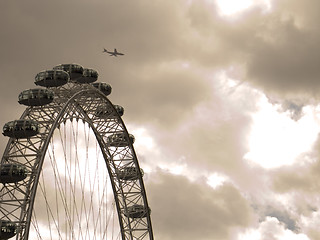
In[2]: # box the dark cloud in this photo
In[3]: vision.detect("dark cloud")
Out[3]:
[245,0,320,97]
[246,19,320,95]
[184,0,320,99]
[1,0,320,239]
[110,62,212,128]
[146,171,254,240]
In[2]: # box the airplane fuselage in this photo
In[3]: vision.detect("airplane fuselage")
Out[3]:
[103,48,124,56]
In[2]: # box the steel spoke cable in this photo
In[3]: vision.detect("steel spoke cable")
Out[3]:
[46,142,72,240]
[72,119,79,238]
[71,125,88,240]
[50,139,61,239]
[70,119,80,239]
[101,200,116,240]
[62,120,96,240]
[30,211,44,240]
[95,138,103,238]
[83,122,91,240]
[64,122,68,238]
[112,201,116,240]
[0,80,154,240]
[68,121,72,239]
[86,128,102,240]
[92,177,109,239]
[82,121,92,240]
[40,170,53,240]
[85,122,94,240]
[71,119,85,240]
[33,168,63,240]
[49,130,79,240]
[57,123,85,240]
[88,124,106,240]
[73,120,90,240]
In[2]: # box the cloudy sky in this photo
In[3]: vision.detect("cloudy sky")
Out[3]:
[1,0,320,239]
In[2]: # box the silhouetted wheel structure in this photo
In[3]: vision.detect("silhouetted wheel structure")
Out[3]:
[0,64,153,240]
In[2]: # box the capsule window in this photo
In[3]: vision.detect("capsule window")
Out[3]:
[1,168,10,176]
[3,120,39,138]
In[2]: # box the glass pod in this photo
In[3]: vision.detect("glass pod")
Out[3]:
[107,133,135,147]
[35,70,69,87]
[124,205,151,219]
[116,166,143,181]
[18,88,54,106]
[95,104,124,118]
[76,68,98,84]
[0,163,27,184]
[114,105,124,117]
[53,63,83,80]
[3,120,39,139]
[0,220,17,240]
[91,82,112,96]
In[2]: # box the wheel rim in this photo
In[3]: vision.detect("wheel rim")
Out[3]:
[0,69,153,240]
[30,119,120,240]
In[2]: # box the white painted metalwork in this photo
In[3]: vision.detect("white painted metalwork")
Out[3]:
[0,66,153,240]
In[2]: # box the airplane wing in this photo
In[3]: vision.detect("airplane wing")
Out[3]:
[103,48,123,56]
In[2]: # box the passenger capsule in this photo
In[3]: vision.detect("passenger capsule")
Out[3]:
[18,88,54,106]
[0,220,17,240]
[114,105,124,116]
[107,133,135,147]
[92,82,112,96]
[124,205,151,219]
[53,63,84,80]
[76,68,98,84]
[96,104,124,118]
[116,167,143,181]
[0,163,27,184]
[3,120,39,139]
[35,70,69,87]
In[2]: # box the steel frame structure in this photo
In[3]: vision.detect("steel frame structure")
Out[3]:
[0,81,153,240]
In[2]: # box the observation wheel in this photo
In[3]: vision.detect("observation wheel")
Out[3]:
[0,64,153,240]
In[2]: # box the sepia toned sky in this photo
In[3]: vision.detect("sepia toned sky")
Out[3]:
[1,0,320,239]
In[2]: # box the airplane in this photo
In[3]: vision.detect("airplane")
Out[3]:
[103,48,124,57]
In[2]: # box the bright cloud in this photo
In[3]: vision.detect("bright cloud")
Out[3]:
[2,0,320,239]
[244,95,320,169]
[129,126,155,150]
[215,0,254,15]
[238,217,310,240]
[206,172,228,189]
[214,0,271,16]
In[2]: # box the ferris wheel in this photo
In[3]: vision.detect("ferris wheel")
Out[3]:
[0,64,154,240]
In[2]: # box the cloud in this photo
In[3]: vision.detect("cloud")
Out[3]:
[264,206,298,231]
[112,61,212,127]
[146,170,254,240]
[182,0,320,99]
[269,135,320,239]
[271,134,320,194]
[244,0,320,97]
[1,0,320,239]
[239,217,310,240]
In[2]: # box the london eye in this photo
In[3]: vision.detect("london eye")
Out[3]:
[0,63,154,240]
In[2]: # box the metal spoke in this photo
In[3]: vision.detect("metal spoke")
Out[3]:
[0,65,153,240]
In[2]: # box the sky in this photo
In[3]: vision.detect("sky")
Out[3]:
[1,0,320,239]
